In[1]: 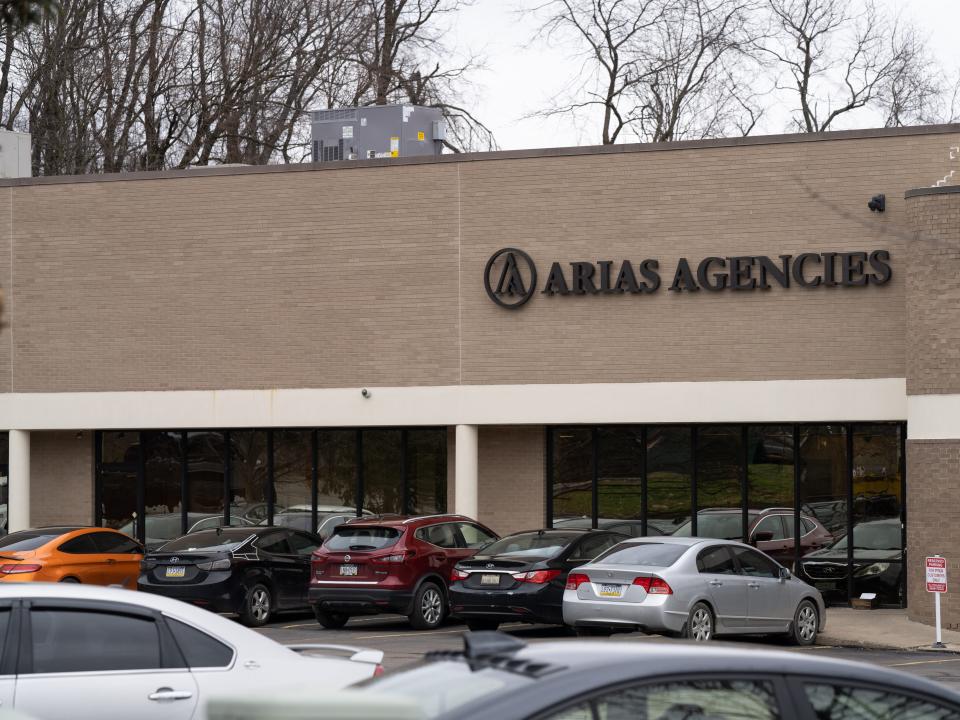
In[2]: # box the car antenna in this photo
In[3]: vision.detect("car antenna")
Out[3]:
[216,526,223,536]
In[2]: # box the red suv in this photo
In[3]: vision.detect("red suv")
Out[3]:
[309,514,499,630]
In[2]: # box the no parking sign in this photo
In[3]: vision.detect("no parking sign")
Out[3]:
[927,556,948,593]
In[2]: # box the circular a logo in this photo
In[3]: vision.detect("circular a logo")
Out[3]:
[484,248,537,309]
[343,554,351,563]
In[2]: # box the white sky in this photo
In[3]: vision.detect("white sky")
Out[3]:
[448,0,960,150]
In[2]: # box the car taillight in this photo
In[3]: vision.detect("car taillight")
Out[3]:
[373,664,385,677]
[633,576,673,594]
[512,569,562,584]
[0,564,42,575]
[565,572,589,590]
[196,558,231,571]
[372,553,407,564]
[140,559,157,571]
[450,567,469,582]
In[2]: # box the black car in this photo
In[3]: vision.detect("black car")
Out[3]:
[448,529,626,630]
[138,526,321,627]
[351,633,960,720]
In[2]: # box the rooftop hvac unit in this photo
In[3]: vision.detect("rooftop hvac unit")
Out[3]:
[310,105,446,163]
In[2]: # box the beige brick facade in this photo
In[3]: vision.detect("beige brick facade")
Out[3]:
[29,430,93,527]
[476,426,546,536]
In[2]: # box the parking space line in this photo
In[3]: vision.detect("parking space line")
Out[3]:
[888,658,960,667]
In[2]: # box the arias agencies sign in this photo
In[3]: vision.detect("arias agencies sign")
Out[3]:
[483,248,892,309]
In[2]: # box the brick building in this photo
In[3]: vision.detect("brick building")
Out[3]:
[1,124,959,624]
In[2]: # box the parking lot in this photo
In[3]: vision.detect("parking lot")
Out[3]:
[256,612,960,690]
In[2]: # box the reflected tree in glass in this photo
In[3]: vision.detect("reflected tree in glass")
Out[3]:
[551,429,593,525]
[647,427,692,534]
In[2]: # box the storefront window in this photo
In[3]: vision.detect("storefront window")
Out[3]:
[596,428,643,534]
[142,431,184,548]
[1,432,9,535]
[318,430,358,511]
[186,431,226,521]
[407,430,447,516]
[695,426,744,540]
[230,431,269,525]
[100,431,139,535]
[647,427,693,535]
[362,430,403,515]
[272,430,313,522]
[551,429,593,525]
[747,426,796,566]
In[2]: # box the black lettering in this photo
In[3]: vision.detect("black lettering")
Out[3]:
[570,262,598,294]
[792,253,822,288]
[729,256,757,290]
[868,250,892,285]
[840,252,868,286]
[758,255,791,289]
[669,258,700,292]
[598,260,616,293]
[822,252,838,286]
[697,257,728,291]
[614,261,640,293]
[638,259,660,293]
[541,262,571,295]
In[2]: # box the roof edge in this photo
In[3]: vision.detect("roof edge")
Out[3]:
[3,123,960,188]
[905,185,960,198]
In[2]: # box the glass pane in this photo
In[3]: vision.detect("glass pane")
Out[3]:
[167,618,234,668]
[99,431,139,534]
[272,430,312,520]
[30,610,161,674]
[852,424,903,606]
[797,425,848,605]
[646,427,692,535]
[186,432,226,521]
[748,426,797,565]
[804,683,958,720]
[229,431,269,525]
[597,427,642,532]
[143,431,183,549]
[551,429,593,525]
[407,430,447,515]
[696,426,744,540]
[0,432,6,536]
[318,430,358,513]
[592,680,781,720]
[363,429,403,515]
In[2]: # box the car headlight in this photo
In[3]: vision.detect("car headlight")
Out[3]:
[197,559,231,571]
[854,562,890,578]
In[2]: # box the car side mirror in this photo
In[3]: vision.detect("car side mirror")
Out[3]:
[779,567,791,581]
[752,531,774,545]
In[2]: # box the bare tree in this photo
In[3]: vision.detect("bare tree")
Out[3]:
[878,26,959,127]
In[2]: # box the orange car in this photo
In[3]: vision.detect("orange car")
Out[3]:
[0,526,143,588]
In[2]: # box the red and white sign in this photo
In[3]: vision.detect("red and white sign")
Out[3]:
[926,556,948,593]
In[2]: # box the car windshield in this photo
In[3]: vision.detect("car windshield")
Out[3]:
[157,529,254,552]
[360,660,530,718]
[0,530,62,551]
[832,523,902,551]
[326,527,401,551]
[593,542,689,567]
[672,513,757,540]
[478,532,581,558]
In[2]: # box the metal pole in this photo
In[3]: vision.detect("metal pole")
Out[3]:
[934,554,946,648]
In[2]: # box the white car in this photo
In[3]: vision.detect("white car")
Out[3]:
[0,584,383,720]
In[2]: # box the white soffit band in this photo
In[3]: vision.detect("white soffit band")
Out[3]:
[907,394,960,440]
[0,378,906,430]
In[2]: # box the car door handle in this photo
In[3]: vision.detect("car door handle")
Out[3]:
[708,580,723,586]
[748,582,760,589]
[148,688,193,702]
[106,558,116,564]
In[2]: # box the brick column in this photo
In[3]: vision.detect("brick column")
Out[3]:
[905,185,960,627]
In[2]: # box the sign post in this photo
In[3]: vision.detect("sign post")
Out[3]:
[926,556,948,648]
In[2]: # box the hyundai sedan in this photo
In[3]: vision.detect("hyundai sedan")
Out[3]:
[563,537,825,644]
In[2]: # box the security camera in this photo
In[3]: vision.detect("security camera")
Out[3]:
[867,194,885,213]
[361,388,371,399]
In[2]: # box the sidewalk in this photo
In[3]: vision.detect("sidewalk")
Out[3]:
[821,608,960,652]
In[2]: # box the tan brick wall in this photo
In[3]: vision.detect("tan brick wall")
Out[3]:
[3,128,959,393]
[30,430,94,527]
[906,439,960,627]
[0,186,11,393]
[476,426,545,536]
[905,190,960,395]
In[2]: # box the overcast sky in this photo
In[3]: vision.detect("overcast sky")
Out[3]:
[448,0,960,150]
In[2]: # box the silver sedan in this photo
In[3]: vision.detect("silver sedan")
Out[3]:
[562,537,825,644]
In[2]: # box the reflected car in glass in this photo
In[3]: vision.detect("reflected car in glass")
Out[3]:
[552,517,665,537]
[138,527,321,626]
[672,508,833,564]
[798,518,903,605]
[119,513,255,550]
[449,529,627,630]
[563,537,825,645]
[0,527,143,586]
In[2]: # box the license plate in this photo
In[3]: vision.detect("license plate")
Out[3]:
[340,564,358,576]
[598,583,623,598]
[480,574,500,585]
[165,566,185,578]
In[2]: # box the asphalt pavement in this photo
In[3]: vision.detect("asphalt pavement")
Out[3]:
[255,612,960,689]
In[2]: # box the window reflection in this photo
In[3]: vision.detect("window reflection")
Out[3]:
[362,430,403,515]
[696,426,743,540]
[272,430,312,522]
[142,431,184,548]
[647,427,692,535]
[229,431,269,525]
[318,430,358,512]
[99,431,139,533]
[596,427,643,533]
[186,431,225,518]
[0,432,6,536]
[551,429,593,524]
[408,430,447,516]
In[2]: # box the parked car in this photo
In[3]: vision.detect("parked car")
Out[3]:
[309,514,498,630]
[552,517,665,537]
[0,526,142,586]
[798,517,903,605]
[213,632,960,720]
[0,583,383,720]
[563,537,825,644]
[672,507,833,564]
[118,513,255,550]
[138,527,322,626]
[449,529,627,630]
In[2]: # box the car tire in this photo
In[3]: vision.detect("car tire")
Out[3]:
[59,577,80,583]
[314,607,350,629]
[409,582,446,630]
[466,619,500,632]
[575,627,612,637]
[683,602,714,642]
[789,599,819,646]
[239,583,273,628]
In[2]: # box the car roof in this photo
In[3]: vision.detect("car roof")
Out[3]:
[23,526,87,534]
[343,514,474,529]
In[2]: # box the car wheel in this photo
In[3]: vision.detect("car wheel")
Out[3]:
[410,583,445,630]
[684,602,714,642]
[239,583,273,627]
[59,577,80,583]
[466,619,500,632]
[790,600,819,646]
[314,607,350,629]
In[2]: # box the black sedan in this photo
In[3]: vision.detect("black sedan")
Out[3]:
[138,526,321,627]
[448,529,626,630]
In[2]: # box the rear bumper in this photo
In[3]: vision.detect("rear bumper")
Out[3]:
[138,575,240,613]
[309,587,414,615]
[449,585,563,625]
[562,591,687,634]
